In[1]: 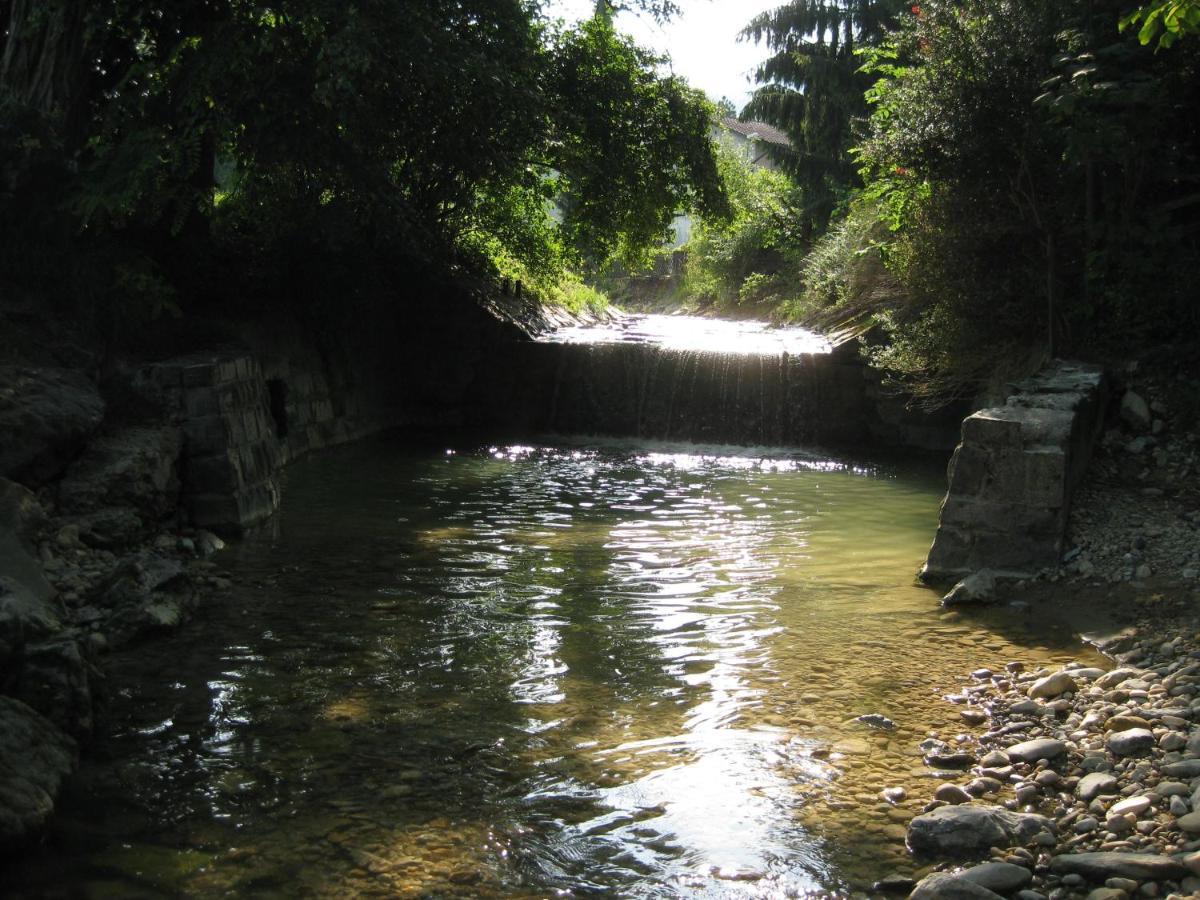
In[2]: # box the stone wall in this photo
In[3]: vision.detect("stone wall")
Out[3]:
[921,361,1108,582]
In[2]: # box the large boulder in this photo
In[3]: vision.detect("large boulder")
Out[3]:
[58,425,182,520]
[99,551,192,647]
[908,805,1053,858]
[11,635,96,740]
[0,479,63,692]
[0,367,104,486]
[0,479,53,604]
[0,696,77,853]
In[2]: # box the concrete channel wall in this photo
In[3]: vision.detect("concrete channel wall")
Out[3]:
[921,361,1108,583]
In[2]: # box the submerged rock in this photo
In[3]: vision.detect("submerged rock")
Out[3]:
[942,570,997,606]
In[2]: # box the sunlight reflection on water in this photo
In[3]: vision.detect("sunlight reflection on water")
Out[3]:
[541,313,832,355]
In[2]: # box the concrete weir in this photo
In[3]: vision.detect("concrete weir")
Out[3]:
[921,361,1108,582]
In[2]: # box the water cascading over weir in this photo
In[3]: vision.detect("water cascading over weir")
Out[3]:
[486,315,962,450]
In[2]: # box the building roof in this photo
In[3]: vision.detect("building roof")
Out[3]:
[718,116,792,149]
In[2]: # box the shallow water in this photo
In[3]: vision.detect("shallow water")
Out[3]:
[9,438,1103,898]
[540,314,832,356]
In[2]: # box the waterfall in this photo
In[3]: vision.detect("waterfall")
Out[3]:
[533,339,871,447]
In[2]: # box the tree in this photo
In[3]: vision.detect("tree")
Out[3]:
[0,0,726,316]
[1121,0,1200,47]
[741,0,906,236]
[850,0,1200,401]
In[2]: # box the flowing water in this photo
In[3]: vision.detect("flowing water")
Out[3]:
[9,438,1104,899]
[540,315,832,356]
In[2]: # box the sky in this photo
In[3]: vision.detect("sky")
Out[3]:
[550,0,782,111]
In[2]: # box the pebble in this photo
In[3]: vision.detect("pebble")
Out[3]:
[1105,728,1156,756]
[1176,811,1200,833]
[1007,738,1067,763]
[1029,672,1076,699]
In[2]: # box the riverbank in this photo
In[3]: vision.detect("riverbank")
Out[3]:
[894,359,1200,899]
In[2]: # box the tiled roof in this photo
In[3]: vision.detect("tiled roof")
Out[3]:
[718,116,793,148]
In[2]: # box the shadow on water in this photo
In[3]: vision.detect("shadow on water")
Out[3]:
[7,436,1105,898]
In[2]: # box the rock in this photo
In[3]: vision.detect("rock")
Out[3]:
[99,552,191,647]
[1184,850,1200,875]
[907,805,1053,858]
[958,861,1033,892]
[961,709,988,726]
[0,367,105,486]
[1120,390,1152,432]
[1077,773,1119,802]
[1008,738,1067,763]
[1047,852,1187,881]
[1109,796,1151,818]
[943,570,998,606]
[1176,811,1200,833]
[872,874,916,893]
[910,872,1005,900]
[196,530,226,557]
[1163,759,1200,778]
[1104,714,1152,733]
[854,713,897,730]
[58,425,182,519]
[71,508,145,551]
[965,777,1004,797]
[0,696,77,852]
[1095,668,1142,689]
[1158,731,1186,751]
[1105,728,1156,756]
[1029,672,1077,699]
[12,636,95,740]
[1170,794,1189,816]
[1154,781,1189,797]
[936,783,974,805]
[1084,890,1125,900]
[881,787,908,804]
[980,750,1011,768]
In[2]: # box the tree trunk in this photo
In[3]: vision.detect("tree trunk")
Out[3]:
[0,0,89,144]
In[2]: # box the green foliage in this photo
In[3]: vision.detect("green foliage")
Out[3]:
[780,200,894,330]
[0,0,724,324]
[547,17,728,268]
[741,0,908,235]
[680,138,805,312]
[1121,0,1200,48]
[854,0,1200,401]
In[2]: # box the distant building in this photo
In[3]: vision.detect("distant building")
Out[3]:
[668,117,794,248]
[713,116,792,172]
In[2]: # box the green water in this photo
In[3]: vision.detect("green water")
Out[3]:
[9,438,1101,898]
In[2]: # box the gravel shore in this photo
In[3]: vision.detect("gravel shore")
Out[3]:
[898,357,1200,900]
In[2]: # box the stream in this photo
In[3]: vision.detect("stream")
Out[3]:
[8,436,1105,898]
